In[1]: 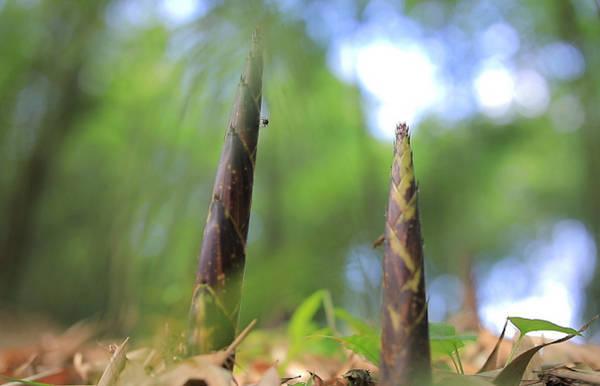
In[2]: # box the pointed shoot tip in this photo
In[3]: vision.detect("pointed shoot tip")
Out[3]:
[395,122,409,141]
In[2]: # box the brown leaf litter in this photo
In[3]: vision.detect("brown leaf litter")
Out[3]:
[2,314,600,386]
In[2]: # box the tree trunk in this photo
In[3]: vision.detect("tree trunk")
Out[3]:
[0,2,101,302]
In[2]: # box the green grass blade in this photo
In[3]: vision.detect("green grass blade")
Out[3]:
[323,334,380,366]
[333,307,378,336]
[0,376,52,386]
[287,290,327,359]
[288,290,326,340]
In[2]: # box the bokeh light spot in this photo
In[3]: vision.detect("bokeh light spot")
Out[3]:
[355,41,442,139]
[159,0,208,26]
[474,62,515,116]
[479,22,520,59]
[513,69,549,117]
[537,42,585,80]
[479,220,596,338]
[550,94,585,132]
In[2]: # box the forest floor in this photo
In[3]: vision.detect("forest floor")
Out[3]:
[1,311,600,386]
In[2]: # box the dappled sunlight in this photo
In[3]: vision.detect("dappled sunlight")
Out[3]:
[158,0,208,26]
[2,2,599,374]
[328,34,443,137]
[355,41,442,139]
[158,0,579,132]
[105,0,155,30]
[149,0,600,345]
[356,42,438,104]
[473,62,515,117]
[478,22,520,60]
[319,0,571,134]
[537,41,586,81]
[479,220,597,339]
[513,69,549,117]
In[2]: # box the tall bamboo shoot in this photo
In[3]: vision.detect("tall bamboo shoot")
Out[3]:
[380,123,431,386]
[187,28,263,357]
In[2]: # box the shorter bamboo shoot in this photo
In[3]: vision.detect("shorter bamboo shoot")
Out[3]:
[380,124,431,386]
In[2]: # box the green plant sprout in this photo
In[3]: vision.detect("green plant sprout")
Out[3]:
[0,376,52,386]
[505,316,580,364]
[429,322,477,374]
[286,290,340,365]
[287,289,476,373]
[286,292,598,385]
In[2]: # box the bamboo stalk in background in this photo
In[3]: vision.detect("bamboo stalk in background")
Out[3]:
[187,28,263,358]
[380,124,431,386]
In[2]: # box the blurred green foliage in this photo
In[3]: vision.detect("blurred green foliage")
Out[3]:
[0,0,598,337]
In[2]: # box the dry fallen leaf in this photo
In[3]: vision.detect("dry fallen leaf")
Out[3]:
[511,333,539,381]
[478,320,508,373]
[150,359,232,386]
[309,372,326,386]
[537,365,600,385]
[255,366,280,386]
[98,337,130,386]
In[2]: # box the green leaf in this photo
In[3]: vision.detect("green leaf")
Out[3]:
[323,308,380,366]
[321,318,478,368]
[429,322,476,374]
[323,334,380,366]
[333,308,378,336]
[494,316,598,386]
[508,317,580,337]
[289,290,326,339]
[0,376,52,386]
[429,321,456,338]
[494,333,574,386]
[287,290,327,359]
[431,340,459,359]
[307,327,344,356]
[429,321,477,357]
